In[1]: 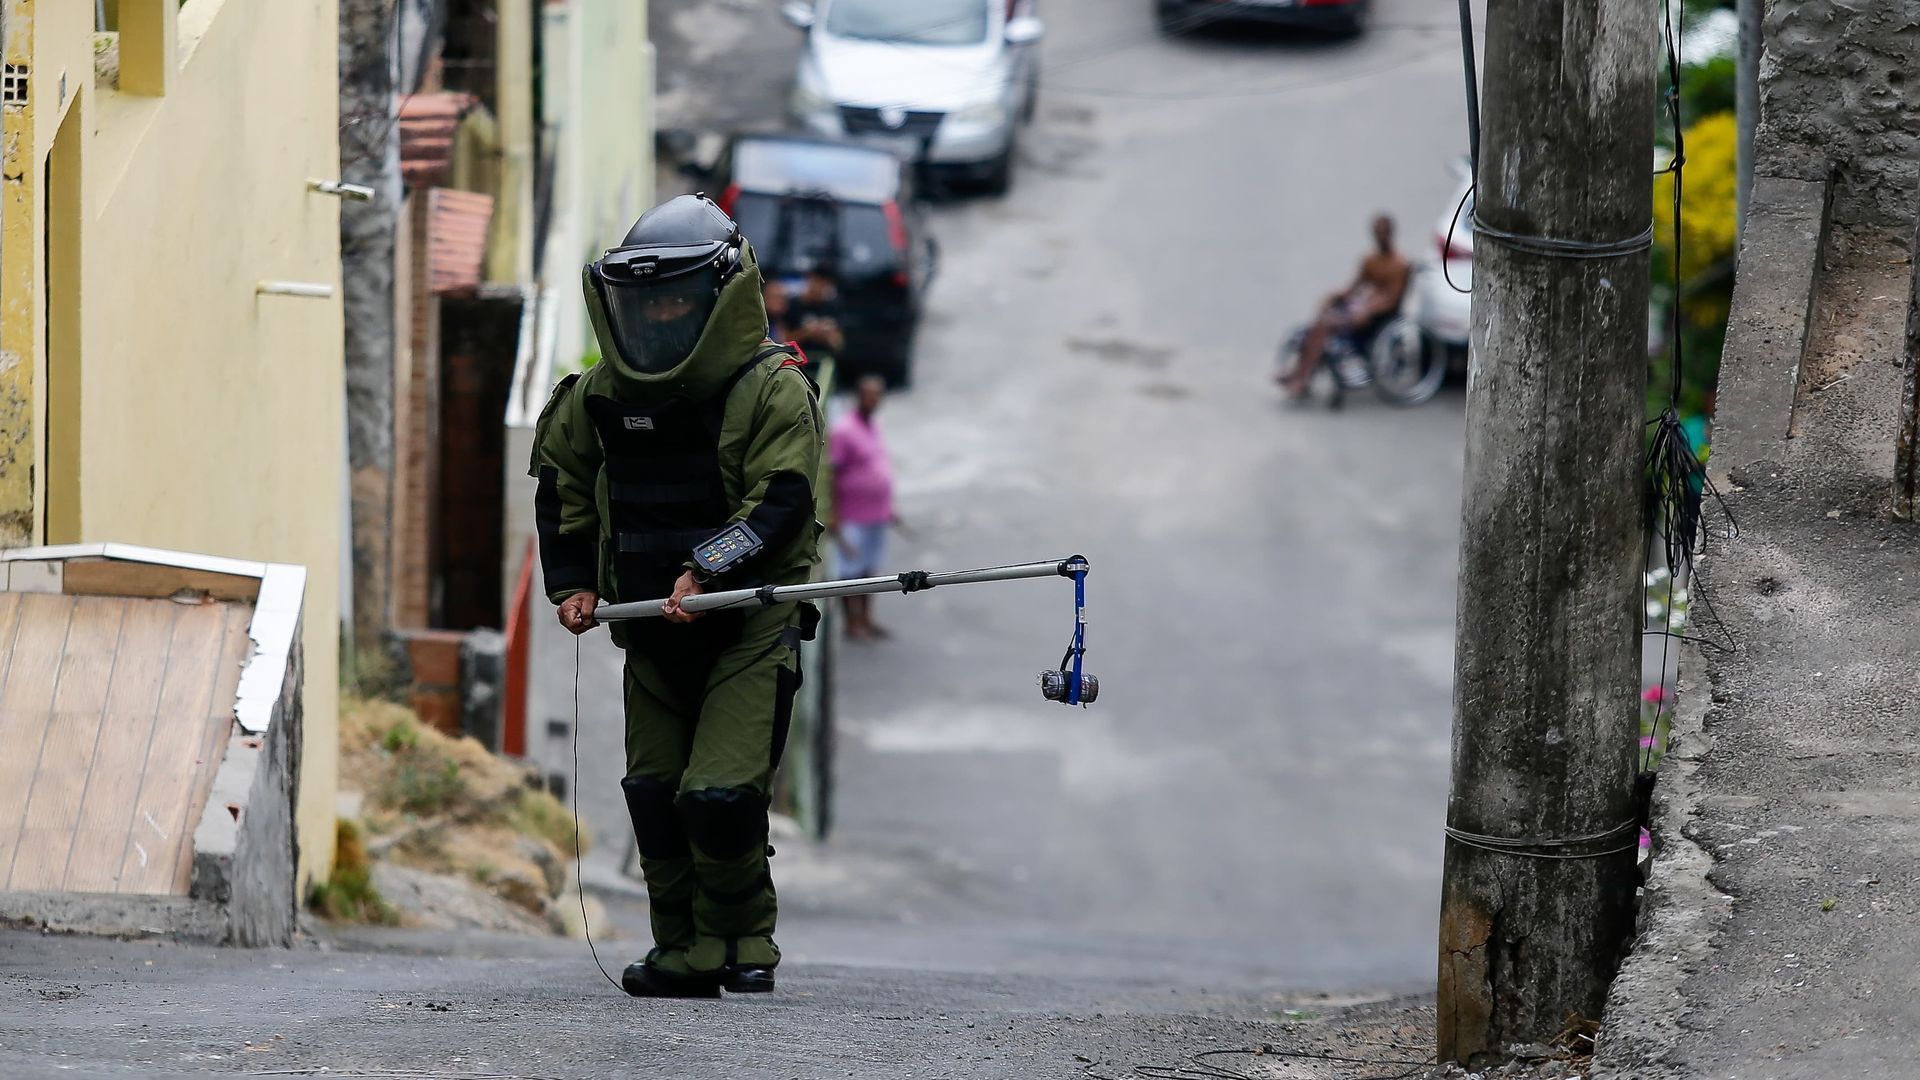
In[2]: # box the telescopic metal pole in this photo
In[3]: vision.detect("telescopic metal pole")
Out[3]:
[593,557,1089,622]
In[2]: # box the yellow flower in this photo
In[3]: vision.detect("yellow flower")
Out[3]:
[1655,110,1739,287]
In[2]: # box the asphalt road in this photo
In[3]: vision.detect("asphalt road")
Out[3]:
[0,4,1479,1077]
[778,1,1473,994]
[598,0,1475,993]
[0,928,1437,1080]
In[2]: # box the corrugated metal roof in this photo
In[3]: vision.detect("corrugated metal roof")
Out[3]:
[426,188,495,296]
[399,92,478,190]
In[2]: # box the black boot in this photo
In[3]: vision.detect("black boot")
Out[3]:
[620,950,721,999]
[721,966,776,993]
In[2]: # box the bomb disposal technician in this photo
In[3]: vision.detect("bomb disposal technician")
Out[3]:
[531,194,825,998]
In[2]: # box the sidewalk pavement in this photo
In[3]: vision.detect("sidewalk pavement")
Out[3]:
[1593,222,1920,1078]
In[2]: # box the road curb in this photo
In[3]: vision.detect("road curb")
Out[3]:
[1590,650,1730,1078]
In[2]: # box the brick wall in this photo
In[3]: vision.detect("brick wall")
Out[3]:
[392,194,442,630]
[398,629,466,736]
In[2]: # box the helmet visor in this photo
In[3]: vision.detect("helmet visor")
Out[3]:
[599,264,724,373]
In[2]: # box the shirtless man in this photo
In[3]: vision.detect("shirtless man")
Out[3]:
[1282,215,1411,400]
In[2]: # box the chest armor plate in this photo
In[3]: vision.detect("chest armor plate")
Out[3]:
[585,391,732,603]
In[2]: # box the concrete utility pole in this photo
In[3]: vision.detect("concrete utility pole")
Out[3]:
[339,0,402,661]
[1896,219,1920,521]
[1437,0,1656,1064]
[1736,0,1761,233]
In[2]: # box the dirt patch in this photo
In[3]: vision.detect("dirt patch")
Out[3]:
[1795,229,1909,402]
[318,698,587,936]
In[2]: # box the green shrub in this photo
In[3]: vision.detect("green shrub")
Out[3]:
[384,756,468,816]
[506,787,587,856]
[381,717,420,754]
[309,820,398,925]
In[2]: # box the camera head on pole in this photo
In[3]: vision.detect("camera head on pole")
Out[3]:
[1040,669,1099,705]
[1039,556,1097,707]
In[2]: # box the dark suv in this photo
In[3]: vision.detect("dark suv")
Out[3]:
[1158,0,1370,35]
[701,134,938,386]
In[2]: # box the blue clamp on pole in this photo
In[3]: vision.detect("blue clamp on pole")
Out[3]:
[1062,555,1090,707]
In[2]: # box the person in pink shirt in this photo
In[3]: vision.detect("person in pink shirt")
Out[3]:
[830,376,897,640]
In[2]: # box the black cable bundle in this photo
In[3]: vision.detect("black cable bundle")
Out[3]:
[1638,1,1740,785]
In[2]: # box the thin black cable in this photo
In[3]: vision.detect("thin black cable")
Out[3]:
[1447,835,1641,861]
[248,1073,563,1080]
[1642,453,1682,780]
[1456,0,1481,178]
[1086,1045,1434,1080]
[1440,183,1473,294]
[1641,628,1732,651]
[1642,548,1672,776]
[1662,0,1688,404]
[248,1073,565,1079]
[1644,1,1687,781]
[1471,216,1655,259]
[1442,0,1479,298]
[571,634,623,992]
[1444,817,1641,861]
[1640,0,1743,780]
[1448,818,1639,848]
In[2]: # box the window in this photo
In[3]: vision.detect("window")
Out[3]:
[825,0,989,45]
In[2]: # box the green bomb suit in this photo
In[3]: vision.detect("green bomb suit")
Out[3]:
[531,240,824,990]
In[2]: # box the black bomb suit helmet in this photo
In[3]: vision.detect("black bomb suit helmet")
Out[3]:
[584,194,747,376]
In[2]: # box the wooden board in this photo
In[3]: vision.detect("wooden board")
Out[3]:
[0,593,251,897]
[117,601,228,895]
[0,595,77,886]
[62,601,179,893]
[60,559,260,604]
[174,604,252,892]
[6,597,124,891]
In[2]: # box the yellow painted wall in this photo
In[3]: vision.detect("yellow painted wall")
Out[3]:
[538,0,652,373]
[487,0,535,286]
[0,0,344,887]
[576,0,653,263]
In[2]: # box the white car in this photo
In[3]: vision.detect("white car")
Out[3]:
[1410,167,1474,367]
[783,0,1044,194]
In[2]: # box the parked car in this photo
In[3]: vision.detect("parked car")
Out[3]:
[1157,0,1370,36]
[1408,167,1473,377]
[695,133,938,386]
[783,0,1044,194]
